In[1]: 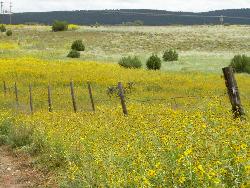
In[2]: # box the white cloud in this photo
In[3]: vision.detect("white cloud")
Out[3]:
[7,0,250,13]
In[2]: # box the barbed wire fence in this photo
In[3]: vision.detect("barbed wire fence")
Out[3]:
[0,67,248,118]
[1,80,226,113]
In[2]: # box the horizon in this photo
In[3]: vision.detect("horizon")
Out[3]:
[6,0,250,13]
[11,8,250,14]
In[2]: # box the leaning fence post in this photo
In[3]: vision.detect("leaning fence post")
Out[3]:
[87,82,95,112]
[14,82,19,109]
[222,67,245,118]
[29,84,34,114]
[118,82,128,115]
[3,81,7,96]
[48,85,53,112]
[70,81,77,113]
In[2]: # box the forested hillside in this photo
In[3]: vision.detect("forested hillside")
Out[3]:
[2,9,250,25]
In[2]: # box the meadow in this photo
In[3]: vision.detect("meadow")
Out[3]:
[0,25,249,187]
[1,25,250,71]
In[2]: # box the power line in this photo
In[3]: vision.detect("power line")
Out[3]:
[0,1,3,24]
[220,15,224,25]
[102,10,250,21]
[9,1,12,24]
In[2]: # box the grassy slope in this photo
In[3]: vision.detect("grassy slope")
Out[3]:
[1,25,250,72]
[0,25,249,187]
[0,57,249,187]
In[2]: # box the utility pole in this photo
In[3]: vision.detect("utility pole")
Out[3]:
[9,1,12,24]
[220,15,224,25]
[0,1,4,24]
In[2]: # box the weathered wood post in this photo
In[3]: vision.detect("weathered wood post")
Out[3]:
[70,81,77,113]
[222,67,245,118]
[118,82,128,115]
[14,82,19,109]
[48,85,53,112]
[29,84,34,114]
[3,81,7,96]
[87,82,95,112]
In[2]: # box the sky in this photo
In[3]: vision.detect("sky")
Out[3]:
[4,0,250,13]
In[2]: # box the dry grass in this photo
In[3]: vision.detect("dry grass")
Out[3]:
[0,25,250,72]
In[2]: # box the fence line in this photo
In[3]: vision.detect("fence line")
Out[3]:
[14,82,19,109]
[0,81,230,114]
[48,84,53,112]
[87,82,96,112]
[127,93,228,103]
[29,84,34,114]
[70,81,77,113]
[1,68,248,117]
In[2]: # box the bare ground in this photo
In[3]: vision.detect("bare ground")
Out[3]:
[0,146,56,188]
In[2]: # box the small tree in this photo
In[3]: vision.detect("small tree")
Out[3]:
[71,40,85,51]
[52,20,68,32]
[6,30,12,36]
[0,25,6,32]
[163,49,179,62]
[118,56,142,69]
[67,50,80,58]
[146,54,161,70]
[230,54,250,74]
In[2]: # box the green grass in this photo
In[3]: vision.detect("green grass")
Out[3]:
[0,25,250,72]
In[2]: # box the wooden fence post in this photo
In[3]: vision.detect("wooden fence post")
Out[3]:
[48,85,53,112]
[70,81,77,113]
[3,81,7,96]
[118,82,128,115]
[14,82,19,109]
[29,84,34,114]
[87,82,95,112]
[222,67,245,118]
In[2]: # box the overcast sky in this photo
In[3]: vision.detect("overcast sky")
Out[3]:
[6,0,250,13]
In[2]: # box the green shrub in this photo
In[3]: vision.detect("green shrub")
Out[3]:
[245,64,250,73]
[0,135,8,146]
[146,54,161,70]
[0,24,6,32]
[0,119,11,136]
[71,40,85,51]
[230,54,250,74]
[52,20,68,32]
[163,49,179,62]
[6,30,12,36]
[118,56,142,69]
[67,50,80,58]
[9,124,33,148]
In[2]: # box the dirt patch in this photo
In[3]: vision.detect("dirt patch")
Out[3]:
[0,146,57,188]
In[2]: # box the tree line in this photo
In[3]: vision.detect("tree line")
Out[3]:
[1,9,250,25]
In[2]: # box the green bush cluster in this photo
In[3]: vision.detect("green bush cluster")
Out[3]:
[0,118,33,148]
[0,24,13,36]
[146,54,162,70]
[6,30,12,36]
[67,40,85,58]
[0,24,6,32]
[163,49,178,62]
[52,20,68,32]
[0,116,62,168]
[118,56,142,69]
[118,49,179,71]
[230,54,250,74]
[67,50,80,58]
[71,40,85,51]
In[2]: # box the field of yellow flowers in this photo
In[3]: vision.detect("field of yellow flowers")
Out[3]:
[0,56,249,187]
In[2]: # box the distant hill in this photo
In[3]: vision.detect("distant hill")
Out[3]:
[2,9,250,25]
